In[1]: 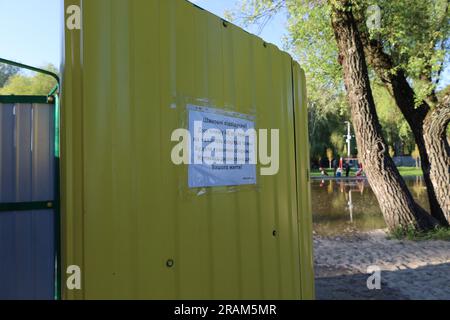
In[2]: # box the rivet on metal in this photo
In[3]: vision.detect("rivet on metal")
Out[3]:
[166,259,174,268]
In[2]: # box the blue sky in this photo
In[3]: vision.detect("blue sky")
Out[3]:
[0,0,448,89]
[189,0,288,49]
[0,0,62,68]
[0,0,285,69]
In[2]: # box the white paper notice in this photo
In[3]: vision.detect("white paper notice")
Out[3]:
[188,105,257,188]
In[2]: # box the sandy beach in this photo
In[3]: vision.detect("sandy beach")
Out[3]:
[314,229,450,300]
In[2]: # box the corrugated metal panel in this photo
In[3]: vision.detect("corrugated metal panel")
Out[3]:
[62,0,314,299]
[0,103,55,299]
[293,64,315,298]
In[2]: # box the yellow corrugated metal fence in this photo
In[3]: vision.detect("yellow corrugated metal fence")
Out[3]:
[62,0,314,299]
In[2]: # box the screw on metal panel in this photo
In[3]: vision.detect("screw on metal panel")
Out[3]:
[272,230,277,237]
[47,202,53,208]
[47,96,55,103]
[166,259,174,268]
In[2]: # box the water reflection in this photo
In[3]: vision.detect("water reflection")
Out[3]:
[312,177,429,236]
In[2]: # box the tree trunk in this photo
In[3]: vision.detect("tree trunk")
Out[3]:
[423,96,450,222]
[330,1,438,232]
[360,35,449,226]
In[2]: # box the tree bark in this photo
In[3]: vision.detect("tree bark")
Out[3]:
[423,95,450,222]
[360,35,449,226]
[330,1,438,232]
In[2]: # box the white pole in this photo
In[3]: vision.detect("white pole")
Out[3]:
[348,190,353,222]
[344,121,352,158]
[347,122,351,158]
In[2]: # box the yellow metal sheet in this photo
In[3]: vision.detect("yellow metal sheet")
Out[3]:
[62,0,314,299]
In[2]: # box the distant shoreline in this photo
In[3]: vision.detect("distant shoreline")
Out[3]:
[311,166,423,178]
[310,176,367,180]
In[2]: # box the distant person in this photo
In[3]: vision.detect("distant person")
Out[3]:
[356,163,364,177]
[336,157,343,177]
[319,167,329,176]
[332,158,338,176]
[345,161,351,177]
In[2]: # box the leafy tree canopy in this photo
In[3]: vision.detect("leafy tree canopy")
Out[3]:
[229,0,449,158]
[0,63,20,87]
[233,0,449,102]
[0,64,58,95]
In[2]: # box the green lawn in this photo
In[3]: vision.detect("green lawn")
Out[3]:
[396,167,423,177]
[310,166,423,178]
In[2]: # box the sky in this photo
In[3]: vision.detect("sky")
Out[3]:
[189,0,288,49]
[0,0,286,70]
[0,0,62,69]
[0,0,448,89]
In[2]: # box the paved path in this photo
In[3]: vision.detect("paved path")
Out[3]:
[314,230,450,300]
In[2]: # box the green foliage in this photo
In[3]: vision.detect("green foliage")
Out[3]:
[390,226,450,241]
[396,167,423,177]
[330,131,345,154]
[388,145,395,157]
[308,100,349,161]
[411,145,421,167]
[372,83,415,153]
[438,84,450,99]
[0,63,20,87]
[326,148,333,162]
[364,0,450,105]
[286,1,344,105]
[0,64,58,95]
[231,0,449,161]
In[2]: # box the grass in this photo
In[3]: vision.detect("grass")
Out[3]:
[389,226,450,241]
[310,166,423,178]
[396,167,423,177]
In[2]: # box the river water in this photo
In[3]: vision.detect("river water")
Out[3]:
[311,176,429,236]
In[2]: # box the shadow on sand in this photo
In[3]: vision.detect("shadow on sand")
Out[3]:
[315,262,450,300]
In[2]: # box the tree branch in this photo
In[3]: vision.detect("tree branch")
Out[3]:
[359,32,430,121]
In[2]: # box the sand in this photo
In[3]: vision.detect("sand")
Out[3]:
[314,229,450,300]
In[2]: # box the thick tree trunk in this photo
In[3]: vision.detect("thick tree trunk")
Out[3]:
[361,36,449,226]
[330,1,438,232]
[423,96,450,222]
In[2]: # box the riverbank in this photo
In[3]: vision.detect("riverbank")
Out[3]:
[310,166,423,178]
[314,229,450,300]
